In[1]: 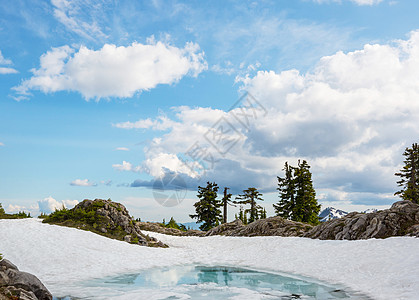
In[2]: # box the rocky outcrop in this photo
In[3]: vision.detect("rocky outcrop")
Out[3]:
[44,199,168,247]
[206,217,313,237]
[304,200,419,240]
[0,259,52,300]
[137,222,205,236]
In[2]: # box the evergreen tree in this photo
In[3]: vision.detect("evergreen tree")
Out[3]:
[237,206,248,224]
[259,207,267,219]
[274,160,320,225]
[190,182,222,231]
[0,203,4,215]
[293,160,320,224]
[235,187,264,223]
[273,162,295,219]
[395,143,419,204]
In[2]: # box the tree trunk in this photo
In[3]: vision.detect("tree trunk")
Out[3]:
[223,187,228,224]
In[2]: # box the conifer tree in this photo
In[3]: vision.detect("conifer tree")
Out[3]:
[273,162,295,219]
[259,207,267,219]
[190,182,222,231]
[274,160,320,225]
[293,160,320,224]
[235,187,264,223]
[0,203,4,215]
[237,206,248,224]
[395,143,419,204]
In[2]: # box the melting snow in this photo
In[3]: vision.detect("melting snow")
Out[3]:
[1,219,418,299]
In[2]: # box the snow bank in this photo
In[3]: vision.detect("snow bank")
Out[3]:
[1,219,418,299]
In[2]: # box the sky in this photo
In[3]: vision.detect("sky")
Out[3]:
[1,0,419,222]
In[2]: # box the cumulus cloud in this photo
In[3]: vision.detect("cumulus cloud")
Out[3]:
[118,31,419,206]
[6,204,27,213]
[14,40,207,100]
[112,161,137,172]
[38,196,78,213]
[70,179,96,186]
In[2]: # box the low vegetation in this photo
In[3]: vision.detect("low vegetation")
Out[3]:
[0,203,31,219]
[161,217,188,231]
[43,200,131,242]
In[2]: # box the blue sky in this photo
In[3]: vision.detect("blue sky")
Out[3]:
[1,0,419,221]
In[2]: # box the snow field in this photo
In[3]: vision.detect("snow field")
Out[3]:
[1,219,418,299]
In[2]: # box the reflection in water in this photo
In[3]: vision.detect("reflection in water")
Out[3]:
[82,265,369,299]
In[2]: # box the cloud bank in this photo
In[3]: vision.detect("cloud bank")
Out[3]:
[38,196,79,214]
[14,40,207,100]
[116,31,419,206]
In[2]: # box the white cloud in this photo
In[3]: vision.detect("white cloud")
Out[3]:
[6,204,27,213]
[118,30,419,207]
[113,115,175,130]
[38,196,78,213]
[0,142,4,146]
[63,199,79,208]
[0,50,12,65]
[14,40,207,100]
[115,147,130,151]
[70,179,96,186]
[0,67,18,74]
[0,50,18,74]
[113,161,136,172]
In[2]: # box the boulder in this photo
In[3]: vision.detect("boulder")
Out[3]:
[0,259,52,300]
[304,200,419,240]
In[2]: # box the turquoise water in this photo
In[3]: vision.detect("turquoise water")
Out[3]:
[54,265,369,299]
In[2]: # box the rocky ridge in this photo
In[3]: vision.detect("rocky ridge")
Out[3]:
[204,200,419,239]
[304,200,419,240]
[0,259,52,300]
[205,218,313,237]
[137,221,204,236]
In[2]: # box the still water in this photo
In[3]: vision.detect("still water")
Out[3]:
[56,265,369,299]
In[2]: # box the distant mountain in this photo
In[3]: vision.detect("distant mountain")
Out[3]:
[319,207,379,222]
[362,208,378,214]
[319,207,348,222]
[181,222,202,230]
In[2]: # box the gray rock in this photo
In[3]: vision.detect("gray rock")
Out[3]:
[206,217,313,237]
[305,200,419,240]
[0,259,52,300]
[69,199,167,247]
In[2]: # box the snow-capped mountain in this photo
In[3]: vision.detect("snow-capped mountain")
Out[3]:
[319,207,348,222]
[319,207,380,222]
[362,208,378,214]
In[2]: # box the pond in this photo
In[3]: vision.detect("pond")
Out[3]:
[55,265,370,299]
